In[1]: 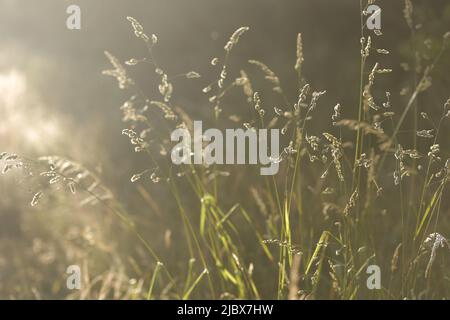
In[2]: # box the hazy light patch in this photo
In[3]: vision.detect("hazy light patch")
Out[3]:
[0,70,26,109]
[0,69,61,151]
[24,128,40,143]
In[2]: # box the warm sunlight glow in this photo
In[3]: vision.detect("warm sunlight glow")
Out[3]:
[0,70,26,109]
[0,70,60,149]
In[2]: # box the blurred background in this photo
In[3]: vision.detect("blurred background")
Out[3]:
[0,0,449,299]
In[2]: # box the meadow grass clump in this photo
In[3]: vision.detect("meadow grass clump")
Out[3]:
[99,1,450,299]
[2,0,450,299]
